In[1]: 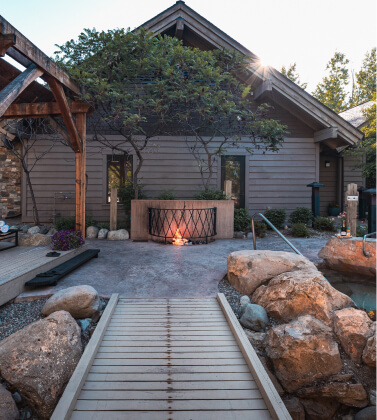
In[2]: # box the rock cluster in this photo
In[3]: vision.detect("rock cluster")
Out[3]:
[0,285,103,420]
[18,225,56,246]
[86,226,129,240]
[228,250,375,419]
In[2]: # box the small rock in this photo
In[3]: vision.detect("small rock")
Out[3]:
[247,232,253,239]
[27,226,40,235]
[301,397,340,420]
[244,330,266,345]
[20,224,31,233]
[98,228,109,239]
[369,389,376,406]
[362,323,376,367]
[333,308,373,363]
[91,311,101,323]
[12,391,22,404]
[78,318,91,332]
[239,303,269,331]
[47,227,57,236]
[9,225,19,231]
[107,229,129,240]
[0,384,19,420]
[234,231,244,239]
[42,285,101,319]
[86,226,99,239]
[39,226,49,234]
[284,397,305,420]
[240,295,251,307]
[355,406,376,420]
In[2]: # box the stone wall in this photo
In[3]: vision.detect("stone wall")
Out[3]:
[0,145,22,219]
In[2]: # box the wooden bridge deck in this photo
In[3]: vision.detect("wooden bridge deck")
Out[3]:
[53,294,291,420]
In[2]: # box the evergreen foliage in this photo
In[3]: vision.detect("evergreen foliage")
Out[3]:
[263,208,286,229]
[280,63,307,89]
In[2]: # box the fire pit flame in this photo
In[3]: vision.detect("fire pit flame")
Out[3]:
[172,228,190,246]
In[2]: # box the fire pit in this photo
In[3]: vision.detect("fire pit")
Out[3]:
[148,206,217,245]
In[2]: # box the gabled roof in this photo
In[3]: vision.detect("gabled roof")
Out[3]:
[139,1,364,147]
[339,101,374,129]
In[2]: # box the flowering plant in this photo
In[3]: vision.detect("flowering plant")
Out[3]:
[51,230,84,251]
[328,200,339,208]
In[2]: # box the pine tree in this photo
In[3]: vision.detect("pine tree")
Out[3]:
[312,52,350,113]
[280,63,307,90]
[350,48,376,106]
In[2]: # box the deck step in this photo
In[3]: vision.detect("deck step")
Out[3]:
[25,249,100,287]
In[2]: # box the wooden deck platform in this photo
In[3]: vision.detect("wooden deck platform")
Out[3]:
[0,244,88,306]
[53,294,291,420]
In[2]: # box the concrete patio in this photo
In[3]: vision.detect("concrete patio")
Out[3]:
[18,236,329,299]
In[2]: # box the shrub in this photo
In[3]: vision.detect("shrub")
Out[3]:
[51,230,84,251]
[194,188,226,200]
[97,222,110,230]
[289,207,313,225]
[234,208,250,232]
[55,215,97,231]
[254,221,267,238]
[313,216,336,232]
[263,208,286,229]
[356,224,368,237]
[158,189,176,200]
[291,223,310,238]
[118,184,146,215]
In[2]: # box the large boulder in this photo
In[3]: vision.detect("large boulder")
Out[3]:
[318,237,376,278]
[227,250,317,295]
[97,228,109,239]
[42,285,100,319]
[239,303,269,331]
[300,398,339,420]
[0,311,82,420]
[284,397,305,420]
[86,226,99,239]
[19,233,51,247]
[252,269,354,326]
[0,384,19,420]
[265,315,342,392]
[355,407,377,420]
[362,323,376,367]
[27,226,40,235]
[297,383,368,408]
[107,229,129,240]
[333,308,373,363]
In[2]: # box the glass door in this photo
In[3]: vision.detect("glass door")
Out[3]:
[221,156,245,209]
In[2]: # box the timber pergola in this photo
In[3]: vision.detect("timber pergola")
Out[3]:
[0,16,91,236]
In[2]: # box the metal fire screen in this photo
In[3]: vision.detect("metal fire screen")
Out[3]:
[148,207,217,244]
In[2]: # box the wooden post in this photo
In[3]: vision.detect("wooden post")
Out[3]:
[224,180,232,199]
[346,183,358,237]
[75,113,86,237]
[110,187,118,231]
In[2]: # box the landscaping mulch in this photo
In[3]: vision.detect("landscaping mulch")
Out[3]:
[218,275,243,319]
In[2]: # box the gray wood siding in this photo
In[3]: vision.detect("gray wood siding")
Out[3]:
[319,155,338,216]
[343,155,365,195]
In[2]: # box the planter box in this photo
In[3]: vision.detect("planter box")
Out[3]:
[131,200,234,240]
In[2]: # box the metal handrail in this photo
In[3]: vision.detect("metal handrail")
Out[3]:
[251,213,303,256]
[362,232,376,257]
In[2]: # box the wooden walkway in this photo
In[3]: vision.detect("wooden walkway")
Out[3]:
[53,294,291,420]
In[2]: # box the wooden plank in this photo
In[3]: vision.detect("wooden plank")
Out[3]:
[217,293,291,420]
[0,33,15,56]
[89,365,250,374]
[102,335,235,342]
[95,346,240,353]
[3,101,92,118]
[48,77,81,153]
[75,399,267,411]
[82,380,257,391]
[75,113,86,234]
[78,389,261,400]
[95,351,244,359]
[103,331,234,336]
[0,63,43,117]
[0,16,80,94]
[314,127,338,142]
[110,187,117,231]
[50,294,119,420]
[99,340,233,347]
[346,183,358,236]
[70,410,272,420]
[92,358,247,366]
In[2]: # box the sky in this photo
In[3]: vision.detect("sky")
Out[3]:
[1,0,376,93]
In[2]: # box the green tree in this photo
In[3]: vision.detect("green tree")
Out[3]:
[312,52,350,112]
[350,48,376,106]
[55,28,288,194]
[280,63,307,90]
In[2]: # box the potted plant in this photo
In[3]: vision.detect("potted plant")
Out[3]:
[328,201,341,217]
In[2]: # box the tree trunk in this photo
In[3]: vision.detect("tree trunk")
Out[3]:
[24,170,40,225]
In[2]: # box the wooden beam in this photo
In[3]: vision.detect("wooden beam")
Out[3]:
[0,33,15,56]
[0,16,80,95]
[47,77,82,153]
[314,127,338,142]
[253,78,272,100]
[175,18,184,40]
[0,63,43,118]
[3,101,92,118]
[75,113,86,236]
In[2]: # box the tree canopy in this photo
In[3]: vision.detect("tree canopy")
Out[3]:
[55,28,288,193]
[280,63,307,90]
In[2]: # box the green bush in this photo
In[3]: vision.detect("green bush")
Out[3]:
[55,215,98,231]
[263,208,287,229]
[291,223,310,238]
[289,207,313,225]
[356,224,368,237]
[194,188,226,200]
[118,184,146,215]
[313,216,336,232]
[97,222,110,230]
[254,221,267,238]
[234,208,250,232]
[158,189,176,200]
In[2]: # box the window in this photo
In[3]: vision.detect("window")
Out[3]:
[106,154,133,203]
[221,156,245,209]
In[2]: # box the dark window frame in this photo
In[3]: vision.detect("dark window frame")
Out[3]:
[106,154,133,204]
